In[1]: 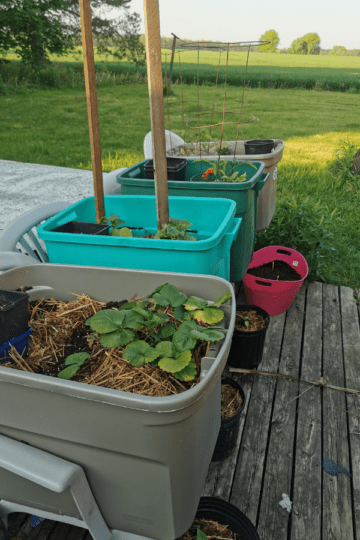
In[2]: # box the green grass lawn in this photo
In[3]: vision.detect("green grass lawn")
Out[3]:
[0,83,359,292]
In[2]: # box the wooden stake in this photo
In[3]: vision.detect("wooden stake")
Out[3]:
[79,0,105,222]
[143,0,169,230]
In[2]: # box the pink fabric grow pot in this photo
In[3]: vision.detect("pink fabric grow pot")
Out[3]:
[242,246,308,316]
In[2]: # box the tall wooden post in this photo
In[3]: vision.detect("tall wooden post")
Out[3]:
[143,0,169,230]
[79,0,105,222]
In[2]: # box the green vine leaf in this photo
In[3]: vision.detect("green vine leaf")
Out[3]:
[100,328,136,348]
[212,293,232,307]
[156,324,177,340]
[111,227,133,237]
[190,327,225,342]
[197,530,209,540]
[154,341,174,358]
[172,305,191,322]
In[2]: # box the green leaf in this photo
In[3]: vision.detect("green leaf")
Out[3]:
[172,320,198,352]
[87,310,125,333]
[123,340,159,367]
[112,227,133,237]
[100,328,136,348]
[193,307,224,324]
[190,328,225,342]
[152,283,187,307]
[197,530,209,540]
[184,296,208,311]
[154,341,174,358]
[173,305,191,321]
[123,310,146,329]
[212,293,232,307]
[143,313,169,329]
[64,352,90,366]
[173,360,198,381]
[158,350,192,373]
[57,364,82,380]
[156,324,176,339]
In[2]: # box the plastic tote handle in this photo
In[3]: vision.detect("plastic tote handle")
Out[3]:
[222,217,242,253]
[254,172,269,193]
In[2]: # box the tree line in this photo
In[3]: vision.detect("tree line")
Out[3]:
[0,0,146,68]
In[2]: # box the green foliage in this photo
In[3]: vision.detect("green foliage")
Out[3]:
[258,30,280,53]
[327,140,360,188]
[255,197,339,283]
[183,292,232,324]
[84,284,230,381]
[155,218,197,241]
[198,158,256,183]
[57,352,90,379]
[289,33,320,55]
[99,214,133,237]
[0,0,71,69]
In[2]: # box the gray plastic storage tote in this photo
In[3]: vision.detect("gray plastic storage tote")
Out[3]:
[0,264,235,540]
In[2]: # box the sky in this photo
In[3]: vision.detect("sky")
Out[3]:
[115,0,359,51]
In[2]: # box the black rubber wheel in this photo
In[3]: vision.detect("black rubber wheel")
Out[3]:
[0,517,10,540]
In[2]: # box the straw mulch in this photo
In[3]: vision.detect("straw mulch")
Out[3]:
[221,384,243,420]
[180,518,236,540]
[4,294,211,397]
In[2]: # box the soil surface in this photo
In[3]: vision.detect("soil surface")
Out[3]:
[247,259,302,281]
[221,384,243,420]
[235,310,268,332]
[179,518,235,540]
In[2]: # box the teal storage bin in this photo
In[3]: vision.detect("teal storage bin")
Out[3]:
[37,196,241,281]
[117,160,267,282]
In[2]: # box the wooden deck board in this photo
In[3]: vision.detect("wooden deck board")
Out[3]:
[290,282,323,540]
[322,285,354,540]
[2,283,359,540]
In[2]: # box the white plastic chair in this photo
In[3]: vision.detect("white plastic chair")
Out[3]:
[0,168,127,272]
[143,130,185,159]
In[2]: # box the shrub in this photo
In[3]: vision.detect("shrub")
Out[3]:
[255,196,339,283]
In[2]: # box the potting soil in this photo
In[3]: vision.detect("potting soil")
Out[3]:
[179,517,235,540]
[246,259,302,281]
[221,384,243,420]
[235,310,268,332]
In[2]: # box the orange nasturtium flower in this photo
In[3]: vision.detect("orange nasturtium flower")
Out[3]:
[202,168,214,179]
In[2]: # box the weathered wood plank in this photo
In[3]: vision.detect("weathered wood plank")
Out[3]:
[340,286,360,539]
[291,282,322,540]
[322,284,353,540]
[256,288,305,540]
[229,309,286,525]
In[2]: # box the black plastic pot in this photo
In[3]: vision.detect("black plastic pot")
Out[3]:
[227,305,270,370]
[212,377,245,462]
[0,517,10,540]
[144,157,187,181]
[49,221,110,235]
[0,289,29,347]
[194,497,260,540]
[244,139,275,155]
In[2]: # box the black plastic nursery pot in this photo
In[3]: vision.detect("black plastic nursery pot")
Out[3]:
[193,497,260,540]
[0,289,29,347]
[49,221,110,235]
[212,377,245,462]
[227,305,270,370]
[144,157,187,181]
[244,139,275,155]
